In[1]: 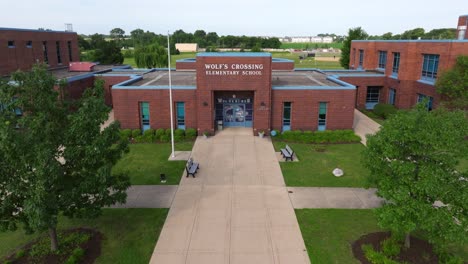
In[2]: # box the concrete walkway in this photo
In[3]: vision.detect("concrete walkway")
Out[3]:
[353,109,381,145]
[150,128,310,264]
[110,185,382,210]
[288,187,383,209]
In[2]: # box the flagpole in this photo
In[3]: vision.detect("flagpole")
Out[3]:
[168,31,175,158]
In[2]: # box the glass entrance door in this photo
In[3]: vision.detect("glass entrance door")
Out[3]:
[223,103,246,127]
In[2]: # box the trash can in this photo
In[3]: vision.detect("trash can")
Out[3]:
[217,120,223,131]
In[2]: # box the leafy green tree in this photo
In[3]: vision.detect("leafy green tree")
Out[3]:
[363,104,468,250]
[401,28,425,39]
[0,65,130,251]
[89,33,106,50]
[424,28,456,39]
[78,35,91,51]
[92,40,124,64]
[340,27,368,69]
[134,44,168,68]
[436,55,468,109]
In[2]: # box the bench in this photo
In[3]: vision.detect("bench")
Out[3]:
[186,158,200,178]
[280,145,294,161]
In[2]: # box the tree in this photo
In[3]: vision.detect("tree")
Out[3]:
[134,44,168,68]
[340,27,368,69]
[92,40,124,64]
[0,65,130,251]
[436,56,468,110]
[89,33,106,50]
[401,28,425,40]
[363,104,467,251]
[78,35,91,51]
[110,28,126,48]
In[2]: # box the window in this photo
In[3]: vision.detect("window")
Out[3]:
[67,41,72,61]
[392,52,400,77]
[388,88,396,105]
[366,86,381,109]
[282,102,291,131]
[378,51,387,69]
[352,48,356,67]
[176,102,185,129]
[42,41,49,64]
[140,102,150,131]
[318,102,328,131]
[26,41,32,48]
[358,49,364,68]
[56,41,62,64]
[421,54,439,80]
[417,94,433,110]
[8,41,15,48]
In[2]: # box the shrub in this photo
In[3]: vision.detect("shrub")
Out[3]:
[292,130,303,141]
[72,247,85,258]
[271,129,280,138]
[120,129,132,141]
[131,129,141,138]
[174,129,185,142]
[165,128,172,137]
[15,249,26,258]
[282,130,294,141]
[185,128,197,139]
[142,129,155,143]
[361,244,400,264]
[133,135,144,143]
[155,128,165,141]
[160,134,170,142]
[374,103,397,119]
[381,237,401,257]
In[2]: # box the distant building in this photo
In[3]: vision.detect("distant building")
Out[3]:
[0,27,79,76]
[175,43,198,52]
[280,36,334,43]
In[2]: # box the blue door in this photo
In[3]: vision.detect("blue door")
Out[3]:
[140,102,150,131]
[176,102,185,129]
[282,102,291,131]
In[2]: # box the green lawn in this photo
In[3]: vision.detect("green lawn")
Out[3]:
[123,51,343,70]
[112,142,194,185]
[273,142,370,187]
[296,209,382,264]
[0,209,168,264]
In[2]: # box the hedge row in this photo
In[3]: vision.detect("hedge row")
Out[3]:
[120,128,197,143]
[272,129,360,143]
[373,103,397,119]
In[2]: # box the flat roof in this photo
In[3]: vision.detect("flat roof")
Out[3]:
[131,71,197,86]
[50,65,115,79]
[352,39,468,43]
[323,70,385,77]
[272,71,340,86]
[0,27,76,34]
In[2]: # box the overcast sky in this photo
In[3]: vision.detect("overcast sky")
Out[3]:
[1,0,465,36]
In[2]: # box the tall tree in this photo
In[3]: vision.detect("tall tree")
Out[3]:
[363,103,468,250]
[134,44,168,68]
[340,27,368,69]
[110,28,126,48]
[92,40,124,64]
[436,55,468,109]
[401,27,425,39]
[0,65,130,251]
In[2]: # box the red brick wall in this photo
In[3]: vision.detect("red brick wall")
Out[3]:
[339,76,385,109]
[63,76,95,101]
[0,29,79,76]
[96,75,132,106]
[272,89,355,131]
[175,61,196,70]
[272,62,294,71]
[457,15,468,39]
[195,55,272,134]
[112,88,197,130]
[348,40,468,109]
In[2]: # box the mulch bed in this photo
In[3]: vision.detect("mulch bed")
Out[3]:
[3,228,102,264]
[352,231,438,264]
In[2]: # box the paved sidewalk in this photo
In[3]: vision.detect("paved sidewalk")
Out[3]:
[288,187,383,209]
[150,128,310,264]
[353,109,381,145]
[110,185,382,210]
